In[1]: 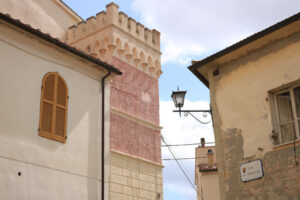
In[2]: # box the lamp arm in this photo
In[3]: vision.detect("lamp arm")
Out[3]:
[184,111,211,124]
[173,110,211,113]
[172,109,212,124]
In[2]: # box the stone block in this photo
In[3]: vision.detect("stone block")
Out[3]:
[123,186,135,196]
[123,169,131,177]
[131,171,138,179]
[140,164,156,176]
[110,183,123,193]
[132,178,138,188]
[111,173,127,185]
[157,177,162,185]
[111,155,127,168]
[111,166,123,175]
[111,192,128,200]
[127,161,138,171]
[138,174,146,182]
[138,189,150,199]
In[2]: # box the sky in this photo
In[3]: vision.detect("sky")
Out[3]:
[63,1,300,199]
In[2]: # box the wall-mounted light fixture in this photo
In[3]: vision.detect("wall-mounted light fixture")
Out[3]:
[171,87,186,117]
[171,87,212,124]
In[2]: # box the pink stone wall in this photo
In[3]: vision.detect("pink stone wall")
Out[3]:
[110,58,159,125]
[110,57,161,163]
[110,114,161,163]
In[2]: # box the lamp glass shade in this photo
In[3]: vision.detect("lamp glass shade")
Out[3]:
[171,90,186,108]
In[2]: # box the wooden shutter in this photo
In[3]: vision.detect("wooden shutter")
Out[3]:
[39,72,68,143]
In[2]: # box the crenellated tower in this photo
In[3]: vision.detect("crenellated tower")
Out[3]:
[66,2,162,78]
[66,3,163,200]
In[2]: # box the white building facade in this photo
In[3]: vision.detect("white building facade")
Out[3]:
[0,8,121,200]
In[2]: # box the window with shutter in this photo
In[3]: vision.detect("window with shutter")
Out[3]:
[39,72,68,143]
[271,84,300,145]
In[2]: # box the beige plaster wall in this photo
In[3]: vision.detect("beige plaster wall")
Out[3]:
[209,31,300,199]
[0,22,110,199]
[197,173,220,200]
[195,146,219,200]
[215,32,300,157]
[195,146,217,166]
[0,0,80,39]
[110,151,163,200]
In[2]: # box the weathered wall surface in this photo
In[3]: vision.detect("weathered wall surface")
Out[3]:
[0,0,80,39]
[110,151,163,200]
[195,146,217,166]
[195,146,219,200]
[197,172,220,200]
[210,32,300,199]
[0,23,109,199]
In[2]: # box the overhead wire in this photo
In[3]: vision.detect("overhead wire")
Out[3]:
[161,135,203,199]
[162,156,207,161]
[161,141,215,147]
[161,137,207,180]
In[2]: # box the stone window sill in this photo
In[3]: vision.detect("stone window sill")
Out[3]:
[273,139,300,150]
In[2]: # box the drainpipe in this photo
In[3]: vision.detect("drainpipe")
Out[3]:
[101,70,111,200]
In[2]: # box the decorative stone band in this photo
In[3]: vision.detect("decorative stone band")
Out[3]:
[111,150,164,168]
[111,107,162,132]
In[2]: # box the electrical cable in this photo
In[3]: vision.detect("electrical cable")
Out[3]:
[161,135,203,199]
[162,156,208,161]
[162,135,195,180]
[162,142,215,147]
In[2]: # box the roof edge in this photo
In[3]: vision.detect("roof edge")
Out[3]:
[0,12,122,75]
[190,67,209,88]
[188,12,300,87]
[53,0,83,22]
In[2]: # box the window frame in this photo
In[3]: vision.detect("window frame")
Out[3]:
[274,84,300,144]
[38,72,68,143]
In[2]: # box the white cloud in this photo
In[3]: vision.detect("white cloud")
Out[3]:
[160,100,214,199]
[132,0,300,65]
[161,36,204,65]
[164,178,196,199]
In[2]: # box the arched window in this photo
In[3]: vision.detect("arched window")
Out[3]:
[39,72,68,143]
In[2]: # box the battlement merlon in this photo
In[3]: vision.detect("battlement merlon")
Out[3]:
[66,2,161,52]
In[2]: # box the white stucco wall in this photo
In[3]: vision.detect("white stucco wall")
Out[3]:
[0,22,110,200]
[215,32,300,157]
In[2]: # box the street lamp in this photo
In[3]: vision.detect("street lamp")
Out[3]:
[171,88,212,124]
[171,88,186,116]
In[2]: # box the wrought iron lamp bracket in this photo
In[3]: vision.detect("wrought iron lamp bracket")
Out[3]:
[173,110,212,124]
